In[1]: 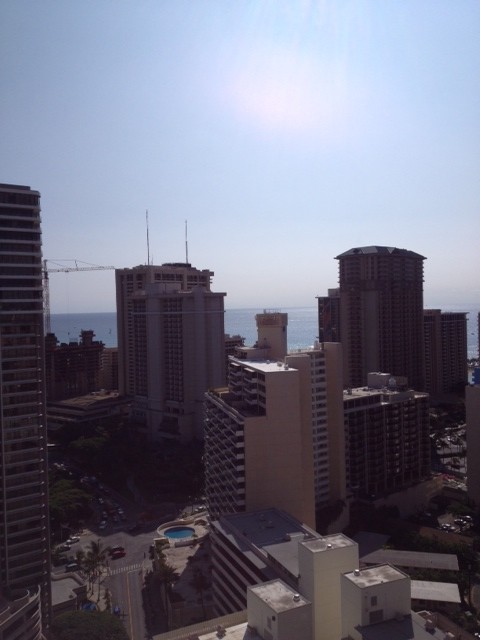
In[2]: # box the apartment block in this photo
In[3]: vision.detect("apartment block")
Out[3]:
[45,329,104,400]
[424,309,468,398]
[116,263,225,441]
[344,373,430,501]
[0,183,50,636]
[204,311,346,528]
[335,246,426,390]
[99,346,118,391]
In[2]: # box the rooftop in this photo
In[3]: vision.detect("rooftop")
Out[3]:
[345,563,408,588]
[411,580,461,604]
[359,610,454,640]
[336,246,425,259]
[361,549,459,572]
[249,579,310,613]
[213,509,321,578]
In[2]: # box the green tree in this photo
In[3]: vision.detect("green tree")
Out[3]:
[51,610,128,640]
[49,478,92,537]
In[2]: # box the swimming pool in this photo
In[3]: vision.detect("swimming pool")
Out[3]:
[164,526,195,539]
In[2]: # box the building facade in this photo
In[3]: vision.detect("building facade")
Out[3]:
[116,263,225,441]
[45,329,104,401]
[317,288,341,343]
[204,312,346,528]
[335,246,426,390]
[0,183,50,636]
[466,383,480,507]
[344,373,430,500]
[423,309,468,398]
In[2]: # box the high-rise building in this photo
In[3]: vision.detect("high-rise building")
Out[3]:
[344,372,430,503]
[204,312,346,529]
[336,246,426,390]
[317,288,341,342]
[466,383,480,506]
[115,263,225,441]
[0,183,50,637]
[423,309,468,398]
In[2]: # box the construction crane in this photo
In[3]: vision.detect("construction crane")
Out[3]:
[43,259,115,333]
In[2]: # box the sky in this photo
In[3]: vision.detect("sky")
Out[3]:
[1,0,479,313]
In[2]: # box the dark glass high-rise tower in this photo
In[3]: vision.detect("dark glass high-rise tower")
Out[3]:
[336,246,425,390]
[0,183,50,637]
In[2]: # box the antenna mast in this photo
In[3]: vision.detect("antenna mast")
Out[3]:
[185,219,189,264]
[146,210,150,266]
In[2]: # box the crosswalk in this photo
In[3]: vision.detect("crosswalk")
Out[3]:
[108,562,144,576]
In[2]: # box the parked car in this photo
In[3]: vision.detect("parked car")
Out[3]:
[65,562,79,572]
[111,549,126,559]
[109,545,125,556]
[99,520,107,530]
[57,543,71,552]
[66,536,80,544]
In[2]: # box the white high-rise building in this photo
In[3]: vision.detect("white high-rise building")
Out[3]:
[116,263,225,441]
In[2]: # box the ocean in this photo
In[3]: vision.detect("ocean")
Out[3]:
[49,307,320,351]
[50,305,479,358]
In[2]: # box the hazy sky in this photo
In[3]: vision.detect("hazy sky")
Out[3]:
[1,1,479,313]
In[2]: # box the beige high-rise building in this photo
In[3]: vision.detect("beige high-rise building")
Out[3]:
[116,263,225,441]
[0,183,50,638]
[336,246,426,390]
[204,311,346,529]
[424,309,468,398]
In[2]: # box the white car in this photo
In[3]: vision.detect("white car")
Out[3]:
[66,536,80,544]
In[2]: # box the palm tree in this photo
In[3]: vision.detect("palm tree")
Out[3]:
[77,539,110,600]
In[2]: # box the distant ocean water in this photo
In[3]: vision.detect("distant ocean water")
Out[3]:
[50,304,479,358]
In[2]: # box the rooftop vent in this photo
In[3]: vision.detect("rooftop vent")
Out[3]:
[293,593,301,602]
[424,619,435,631]
[327,543,332,549]
[354,569,360,576]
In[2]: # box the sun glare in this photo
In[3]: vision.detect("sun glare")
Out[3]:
[222,1,353,138]
[230,46,346,135]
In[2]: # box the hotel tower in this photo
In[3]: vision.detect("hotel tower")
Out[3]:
[336,246,426,390]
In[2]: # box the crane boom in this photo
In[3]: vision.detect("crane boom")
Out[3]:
[43,259,115,333]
